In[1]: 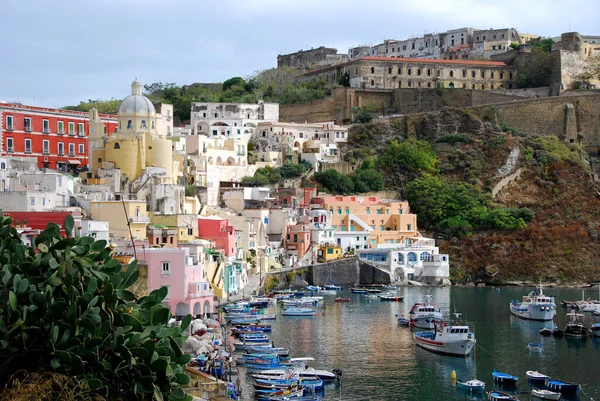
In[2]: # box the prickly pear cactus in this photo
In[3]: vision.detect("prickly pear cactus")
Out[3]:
[0,214,193,400]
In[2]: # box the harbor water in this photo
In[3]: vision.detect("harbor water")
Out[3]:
[234,286,600,401]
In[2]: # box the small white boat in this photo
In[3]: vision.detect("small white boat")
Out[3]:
[509,283,556,321]
[456,379,485,392]
[281,307,317,316]
[531,389,562,400]
[526,370,550,383]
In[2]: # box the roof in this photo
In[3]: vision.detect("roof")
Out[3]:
[0,103,118,120]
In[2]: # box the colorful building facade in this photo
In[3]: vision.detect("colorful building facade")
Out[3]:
[198,216,235,257]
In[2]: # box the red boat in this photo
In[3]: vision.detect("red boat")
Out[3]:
[334,297,350,302]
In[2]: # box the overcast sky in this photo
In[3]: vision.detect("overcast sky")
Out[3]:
[1,0,597,108]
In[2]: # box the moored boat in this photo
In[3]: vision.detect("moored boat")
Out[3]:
[351,287,368,294]
[253,377,325,391]
[539,327,553,336]
[591,322,600,337]
[409,292,443,329]
[544,378,579,395]
[528,342,543,352]
[487,390,518,400]
[282,307,317,316]
[397,316,410,326]
[526,370,550,383]
[531,389,562,400]
[323,284,342,291]
[379,292,404,301]
[413,316,475,356]
[552,328,564,337]
[334,297,350,302]
[492,370,518,385]
[564,313,588,338]
[509,283,556,321]
[456,379,485,393]
[305,285,321,292]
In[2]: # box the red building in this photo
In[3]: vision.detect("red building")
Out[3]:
[3,211,83,244]
[198,216,235,257]
[0,103,117,170]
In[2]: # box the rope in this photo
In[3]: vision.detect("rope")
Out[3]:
[579,386,594,401]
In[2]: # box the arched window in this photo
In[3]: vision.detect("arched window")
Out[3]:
[140,120,147,129]
[114,142,120,149]
[449,70,454,77]
[448,82,455,89]
[0,162,5,169]
[481,84,485,90]
[407,252,417,262]
[420,252,431,261]
[370,80,374,86]
[370,67,375,73]
[151,121,155,130]
[397,254,404,263]
[127,120,133,129]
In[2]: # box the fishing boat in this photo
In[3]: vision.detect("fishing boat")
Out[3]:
[539,327,553,336]
[591,322,600,337]
[526,370,550,383]
[351,287,368,294]
[492,371,518,385]
[249,297,272,308]
[255,388,304,401]
[531,389,562,400]
[323,284,342,291]
[509,283,556,321]
[527,342,543,352]
[334,297,350,302]
[487,390,518,400]
[544,379,579,395]
[564,313,588,338]
[259,359,340,382]
[281,297,322,307]
[244,346,290,356]
[253,377,325,391]
[413,314,475,356]
[379,292,404,301]
[305,285,321,292]
[552,328,564,337]
[282,307,317,316]
[409,292,443,329]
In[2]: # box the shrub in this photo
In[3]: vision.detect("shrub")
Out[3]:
[0,214,192,401]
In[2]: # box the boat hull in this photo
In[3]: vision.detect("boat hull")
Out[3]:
[526,371,549,383]
[487,391,516,400]
[592,325,600,337]
[410,315,443,329]
[413,332,475,356]
[456,379,485,393]
[544,379,579,395]
[531,389,562,400]
[510,303,556,321]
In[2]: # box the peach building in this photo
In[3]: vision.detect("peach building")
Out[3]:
[314,195,418,251]
[284,223,311,265]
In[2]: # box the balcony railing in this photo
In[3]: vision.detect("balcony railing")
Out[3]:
[129,215,150,223]
[78,131,85,137]
[7,147,13,153]
[6,125,13,131]
[43,150,49,155]
[43,128,50,134]
[25,149,32,154]
[68,152,75,157]
[58,151,64,156]
[24,126,31,132]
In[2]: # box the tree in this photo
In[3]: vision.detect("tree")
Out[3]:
[352,169,385,193]
[222,77,246,91]
[338,72,350,87]
[314,169,355,195]
[516,47,554,88]
[376,139,437,188]
[0,214,192,400]
[353,107,373,123]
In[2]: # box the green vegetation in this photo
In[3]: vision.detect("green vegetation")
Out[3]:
[65,68,329,122]
[404,175,535,237]
[314,159,385,195]
[533,136,582,165]
[352,107,374,123]
[0,215,192,400]
[516,39,555,88]
[338,72,350,87]
[376,139,437,188]
[437,133,472,145]
[264,275,279,292]
[241,162,311,187]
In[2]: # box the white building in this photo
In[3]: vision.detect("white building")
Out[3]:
[358,237,449,284]
[190,101,279,137]
[80,219,110,241]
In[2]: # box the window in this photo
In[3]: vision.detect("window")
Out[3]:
[481,84,485,90]
[68,122,74,135]
[78,123,84,135]
[24,117,31,132]
[187,227,193,235]
[69,143,75,156]
[407,68,412,75]
[509,72,513,80]
[411,42,415,49]
[449,70,454,77]
[58,176,62,186]
[407,224,412,231]
[30,198,35,205]
[388,67,392,74]
[437,70,440,76]
[7,138,13,152]
[161,261,170,276]
[151,121,155,130]
[43,140,49,154]
[462,70,466,77]
[25,139,32,153]
[6,115,13,130]
[140,120,147,129]
[366,208,370,214]
[417,69,421,76]
[377,209,382,214]
[370,80,374,86]
[43,119,49,133]
[380,225,385,231]
[370,67,374,73]
[127,120,133,129]
[420,252,431,261]
[42,198,46,206]
[79,144,84,154]
[212,130,218,136]
[500,72,504,79]
[114,142,120,149]
[58,142,64,155]
[427,69,431,76]
[481,71,485,78]
[398,67,402,74]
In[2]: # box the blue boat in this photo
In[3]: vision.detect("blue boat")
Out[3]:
[351,287,368,294]
[323,284,342,291]
[544,378,580,395]
[492,371,518,386]
[528,342,543,352]
[254,377,325,391]
[294,291,306,297]
[306,285,321,292]
[246,360,290,370]
[487,390,517,400]
[255,388,305,401]
[244,346,289,356]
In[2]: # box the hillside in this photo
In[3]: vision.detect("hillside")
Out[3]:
[342,108,600,284]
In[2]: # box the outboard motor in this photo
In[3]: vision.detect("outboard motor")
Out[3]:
[333,368,343,379]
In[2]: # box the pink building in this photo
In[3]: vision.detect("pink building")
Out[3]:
[284,223,311,261]
[198,216,235,257]
[146,247,214,317]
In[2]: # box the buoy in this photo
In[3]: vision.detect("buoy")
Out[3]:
[451,370,456,381]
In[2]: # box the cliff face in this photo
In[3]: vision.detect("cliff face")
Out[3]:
[345,109,600,283]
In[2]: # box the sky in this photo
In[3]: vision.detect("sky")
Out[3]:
[0,0,598,108]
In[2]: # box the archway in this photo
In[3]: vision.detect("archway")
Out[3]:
[216,156,222,165]
[448,82,455,89]
[176,302,190,316]
[294,141,301,148]
[407,252,417,262]
[203,300,211,315]
[226,157,235,166]
[207,156,214,165]
[193,302,201,318]
[394,267,405,281]
[397,254,404,264]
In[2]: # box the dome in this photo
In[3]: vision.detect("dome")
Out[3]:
[118,79,156,117]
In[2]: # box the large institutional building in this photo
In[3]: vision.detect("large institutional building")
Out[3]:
[0,103,117,170]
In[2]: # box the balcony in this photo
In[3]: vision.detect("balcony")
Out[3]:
[78,131,86,137]
[128,215,150,223]
[58,130,64,135]
[43,128,50,134]
[7,147,13,153]
[43,150,49,155]
[68,152,75,157]
[6,125,13,131]
[24,126,31,132]
[25,149,32,154]
[58,151,64,156]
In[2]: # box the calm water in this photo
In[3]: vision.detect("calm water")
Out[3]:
[234,287,600,401]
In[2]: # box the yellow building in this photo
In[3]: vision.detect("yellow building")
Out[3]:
[88,79,175,184]
[317,243,342,262]
[90,200,150,240]
[149,214,198,243]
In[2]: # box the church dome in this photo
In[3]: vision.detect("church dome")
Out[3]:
[118,78,156,117]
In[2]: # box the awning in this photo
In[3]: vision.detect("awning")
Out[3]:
[66,159,81,165]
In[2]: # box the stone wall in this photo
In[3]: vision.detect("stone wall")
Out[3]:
[311,258,360,286]
[358,261,392,285]
[320,161,357,175]
[279,87,352,123]
[492,168,523,198]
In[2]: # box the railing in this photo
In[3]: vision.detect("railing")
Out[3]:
[58,151,64,156]
[25,149,32,154]
[7,147,13,153]
[43,128,50,134]
[24,126,31,132]
[129,215,150,223]
[5,124,13,131]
